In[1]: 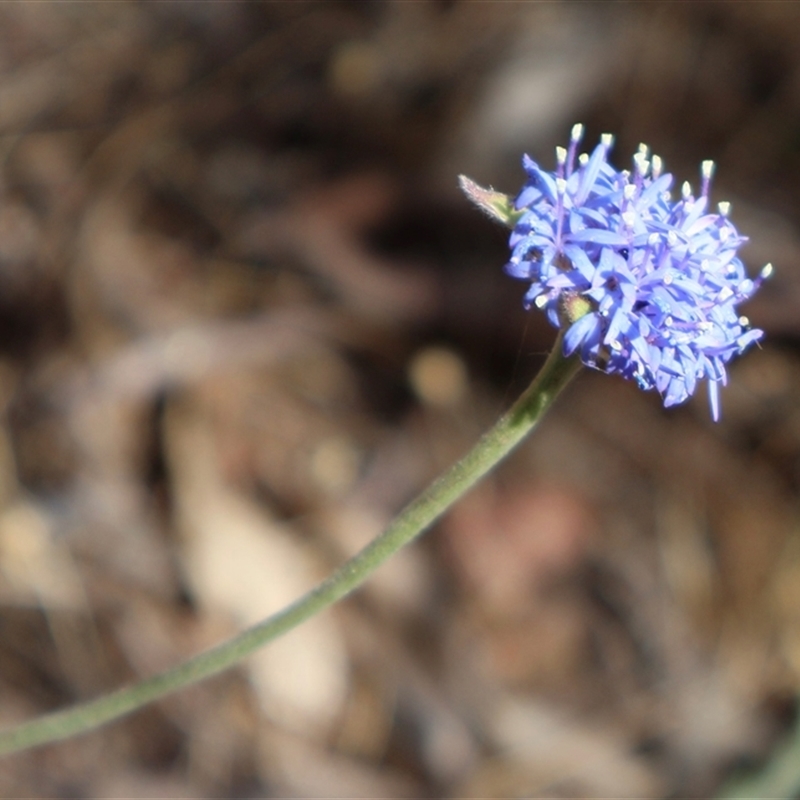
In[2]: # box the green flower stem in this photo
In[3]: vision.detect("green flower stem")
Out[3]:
[0,335,580,756]
[716,711,800,799]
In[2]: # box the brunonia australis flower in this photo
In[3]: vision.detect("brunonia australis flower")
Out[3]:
[1,125,774,759]
[471,124,770,421]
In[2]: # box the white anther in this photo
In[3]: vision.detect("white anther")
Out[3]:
[600,133,614,148]
[663,273,673,285]
[761,262,774,279]
[638,143,649,157]
[661,191,671,202]
[534,294,548,308]
[719,227,730,242]
[555,177,567,195]
[700,259,710,271]
[738,315,750,327]
[578,153,589,166]
[648,233,660,246]
[623,184,637,200]
[622,210,636,227]
[667,230,678,247]
[664,315,673,326]
[717,201,731,217]
[726,264,738,276]
[610,339,622,350]
[556,146,567,165]
[571,123,584,142]
[718,286,734,302]
[681,181,692,199]
[633,153,649,176]
[701,160,715,180]
[651,154,662,179]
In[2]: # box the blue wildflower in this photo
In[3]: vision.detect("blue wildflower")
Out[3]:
[505,124,770,421]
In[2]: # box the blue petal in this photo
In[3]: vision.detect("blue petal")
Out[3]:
[563,245,597,281]
[505,260,532,279]
[515,185,543,209]
[664,376,688,407]
[707,379,720,422]
[568,229,630,246]
[564,313,600,356]
[575,143,607,205]
[638,174,673,208]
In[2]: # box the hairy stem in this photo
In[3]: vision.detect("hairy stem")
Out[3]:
[0,335,580,756]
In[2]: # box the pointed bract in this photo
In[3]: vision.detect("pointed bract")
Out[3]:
[458,175,524,228]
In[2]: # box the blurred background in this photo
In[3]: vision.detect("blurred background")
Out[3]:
[0,2,798,796]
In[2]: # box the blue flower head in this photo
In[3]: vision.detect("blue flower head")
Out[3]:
[506,124,771,421]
